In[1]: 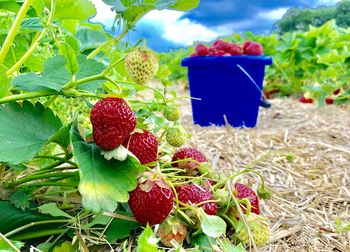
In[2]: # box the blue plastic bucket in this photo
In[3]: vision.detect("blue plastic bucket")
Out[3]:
[181,56,273,127]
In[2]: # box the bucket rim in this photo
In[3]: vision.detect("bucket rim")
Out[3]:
[181,55,273,67]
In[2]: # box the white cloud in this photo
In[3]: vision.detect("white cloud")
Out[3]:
[142,10,219,46]
[258,7,288,20]
[90,0,115,23]
[317,0,341,5]
[89,0,220,46]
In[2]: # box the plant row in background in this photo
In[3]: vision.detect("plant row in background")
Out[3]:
[160,20,350,105]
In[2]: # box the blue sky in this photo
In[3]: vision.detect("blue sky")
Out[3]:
[90,0,340,52]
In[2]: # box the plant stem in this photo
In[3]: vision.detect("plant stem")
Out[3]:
[4,220,69,238]
[0,90,57,104]
[35,155,76,166]
[6,0,56,75]
[10,171,78,187]
[20,182,77,188]
[0,0,33,66]
[87,26,129,59]
[11,228,68,240]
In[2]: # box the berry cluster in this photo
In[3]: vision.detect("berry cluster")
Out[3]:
[191,40,264,57]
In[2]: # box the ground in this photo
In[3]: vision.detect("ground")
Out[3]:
[179,92,350,251]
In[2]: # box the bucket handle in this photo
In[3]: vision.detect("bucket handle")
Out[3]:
[236,64,266,99]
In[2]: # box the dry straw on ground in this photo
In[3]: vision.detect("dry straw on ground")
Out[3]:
[180,95,350,252]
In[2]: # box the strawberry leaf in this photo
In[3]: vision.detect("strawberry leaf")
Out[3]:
[9,191,32,211]
[199,209,227,238]
[136,225,159,252]
[0,101,62,164]
[71,124,144,212]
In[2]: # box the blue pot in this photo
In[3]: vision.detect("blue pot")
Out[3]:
[181,56,273,127]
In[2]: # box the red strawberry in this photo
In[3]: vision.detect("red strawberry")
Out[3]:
[208,47,216,56]
[233,183,260,215]
[177,184,217,215]
[212,40,230,52]
[172,148,207,175]
[195,44,209,56]
[90,97,136,150]
[243,41,263,55]
[299,96,313,104]
[333,88,341,95]
[242,41,253,52]
[214,50,226,56]
[128,176,174,225]
[123,130,158,165]
[325,97,334,105]
[190,52,198,57]
[228,43,242,55]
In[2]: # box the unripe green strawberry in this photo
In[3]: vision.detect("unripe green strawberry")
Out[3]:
[236,213,270,246]
[164,105,180,121]
[166,126,187,147]
[157,217,187,247]
[125,47,159,84]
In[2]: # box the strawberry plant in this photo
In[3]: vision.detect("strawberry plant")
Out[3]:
[0,0,273,251]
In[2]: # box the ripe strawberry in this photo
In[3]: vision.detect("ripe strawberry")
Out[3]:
[157,217,187,247]
[90,97,136,150]
[177,184,217,215]
[171,147,207,175]
[190,52,198,57]
[164,105,180,121]
[195,44,209,56]
[333,88,341,95]
[233,183,260,215]
[212,40,230,52]
[299,96,313,104]
[123,130,158,165]
[325,97,334,105]
[166,126,187,147]
[228,43,242,55]
[128,176,174,225]
[243,41,263,55]
[214,50,226,56]
[125,47,159,84]
[236,213,270,246]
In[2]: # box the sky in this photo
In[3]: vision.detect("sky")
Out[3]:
[90,0,341,52]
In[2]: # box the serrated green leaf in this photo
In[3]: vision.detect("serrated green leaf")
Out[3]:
[59,42,79,75]
[136,225,159,252]
[200,209,227,238]
[0,101,62,164]
[9,191,32,211]
[38,203,74,220]
[49,124,72,147]
[169,0,199,10]
[70,124,144,212]
[76,28,108,51]
[20,17,43,31]
[12,56,70,92]
[44,0,96,20]
[0,201,55,234]
[191,233,216,252]
[75,55,106,92]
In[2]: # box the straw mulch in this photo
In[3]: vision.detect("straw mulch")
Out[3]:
[180,96,350,252]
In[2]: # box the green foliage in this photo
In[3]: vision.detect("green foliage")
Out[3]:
[0,101,62,164]
[275,0,350,33]
[9,190,32,211]
[0,201,53,233]
[200,209,227,238]
[136,225,159,252]
[70,124,144,212]
[0,237,24,252]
